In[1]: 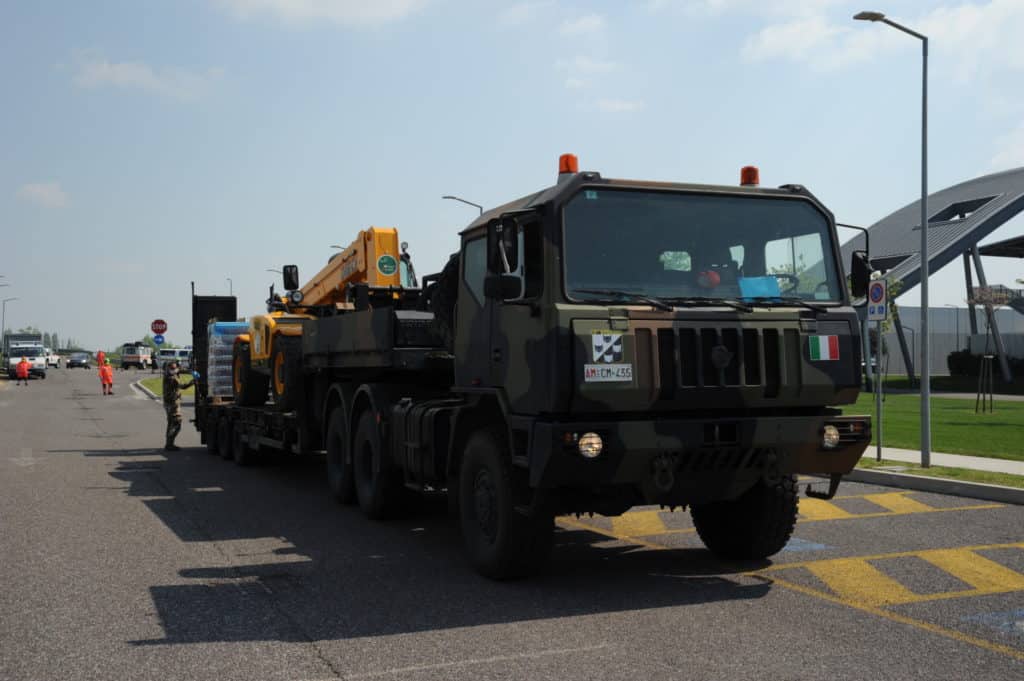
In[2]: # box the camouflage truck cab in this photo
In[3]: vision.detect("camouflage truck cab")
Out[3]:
[443,156,870,575]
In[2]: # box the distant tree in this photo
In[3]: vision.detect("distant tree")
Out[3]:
[52,333,60,350]
[17,325,41,334]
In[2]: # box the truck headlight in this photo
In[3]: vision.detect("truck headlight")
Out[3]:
[578,432,603,458]
[822,425,840,449]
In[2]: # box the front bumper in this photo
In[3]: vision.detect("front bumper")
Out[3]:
[529,413,870,492]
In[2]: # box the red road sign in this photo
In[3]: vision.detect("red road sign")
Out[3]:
[151,319,168,335]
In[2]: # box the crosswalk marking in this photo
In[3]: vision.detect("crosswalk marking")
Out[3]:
[806,558,919,607]
[610,510,667,537]
[799,498,854,520]
[919,548,1024,594]
[863,492,934,514]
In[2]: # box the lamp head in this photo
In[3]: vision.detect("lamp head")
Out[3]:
[854,11,885,21]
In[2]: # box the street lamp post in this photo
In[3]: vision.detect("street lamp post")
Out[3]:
[227,278,233,296]
[2,297,18,365]
[442,195,483,215]
[854,10,930,467]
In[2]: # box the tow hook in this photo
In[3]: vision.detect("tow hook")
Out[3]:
[652,453,677,492]
[805,473,842,500]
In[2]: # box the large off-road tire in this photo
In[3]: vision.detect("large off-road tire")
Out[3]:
[352,410,404,519]
[325,407,356,504]
[430,253,459,351]
[217,418,233,461]
[205,414,219,456]
[690,474,798,560]
[232,342,268,407]
[459,428,554,579]
[270,336,302,411]
[232,422,255,467]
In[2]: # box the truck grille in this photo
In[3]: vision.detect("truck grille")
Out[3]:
[657,326,801,398]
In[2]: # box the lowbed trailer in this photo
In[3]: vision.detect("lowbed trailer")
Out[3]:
[192,155,872,579]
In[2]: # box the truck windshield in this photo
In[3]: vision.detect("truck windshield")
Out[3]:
[563,188,843,304]
[14,347,43,358]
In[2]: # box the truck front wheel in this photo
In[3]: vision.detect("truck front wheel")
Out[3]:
[270,337,301,411]
[353,410,404,519]
[690,475,798,560]
[326,408,356,504]
[458,428,554,579]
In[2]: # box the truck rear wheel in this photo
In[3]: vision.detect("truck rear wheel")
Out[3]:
[233,342,268,407]
[270,336,301,411]
[353,410,404,519]
[232,422,255,466]
[326,408,356,504]
[459,428,554,579]
[690,474,798,560]
[205,414,219,456]
[217,418,233,461]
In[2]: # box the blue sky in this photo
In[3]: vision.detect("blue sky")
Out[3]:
[3,0,1023,349]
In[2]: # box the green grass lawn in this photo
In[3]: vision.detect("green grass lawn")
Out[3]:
[879,374,1024,395]
[139,376,194,397]
[842,393,1024,461]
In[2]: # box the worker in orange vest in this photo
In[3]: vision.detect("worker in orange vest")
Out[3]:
[99,358,115,395]
[15,357,31,386]
[96,349,106,367]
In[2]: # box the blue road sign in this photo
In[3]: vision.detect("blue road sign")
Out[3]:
[153,334,165,345]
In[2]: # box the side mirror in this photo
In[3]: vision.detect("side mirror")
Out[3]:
[850,250,871,298]
[283,265,300,291]
[484,273,523,300]
[487,216,520,273]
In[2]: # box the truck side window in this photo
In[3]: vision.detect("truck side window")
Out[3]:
[462,237,486,305]
[521,222,543,298]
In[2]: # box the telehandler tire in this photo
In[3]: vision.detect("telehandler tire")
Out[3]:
[352,410,404,520]
[690,474,798,560]
[232,342,268,407]
[459,427,554,579]
[270,336,302,411]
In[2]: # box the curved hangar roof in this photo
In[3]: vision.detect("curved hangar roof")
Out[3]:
[840,166,1024,290]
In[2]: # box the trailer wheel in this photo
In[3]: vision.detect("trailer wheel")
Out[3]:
[459,427,554,579]
[232,342,268,407]
[326,408,356,504]
[232,422,255,467]
[270,336,301,411]
[690,474,799,560]
[353,410,403,519]
[217,418,233,461]
[205,414,219,456]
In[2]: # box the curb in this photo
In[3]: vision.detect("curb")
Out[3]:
[838,468,1024,506]
[132,380,159,400]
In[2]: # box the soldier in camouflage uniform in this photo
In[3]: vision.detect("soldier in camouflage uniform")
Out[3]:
[163,360,194,451]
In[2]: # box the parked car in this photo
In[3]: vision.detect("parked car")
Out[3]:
[154,348,192,371]
[66,352,91,369]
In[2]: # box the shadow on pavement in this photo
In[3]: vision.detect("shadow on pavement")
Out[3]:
[82,444,775,646]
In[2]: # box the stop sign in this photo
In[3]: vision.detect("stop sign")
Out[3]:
[151,319,168,335]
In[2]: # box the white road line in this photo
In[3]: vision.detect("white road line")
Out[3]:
[296,644,615,681]
[10,447,36,467]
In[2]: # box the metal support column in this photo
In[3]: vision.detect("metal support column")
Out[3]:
[893,310,916,383]
[963,251,978,337]
[970,248,1012,382]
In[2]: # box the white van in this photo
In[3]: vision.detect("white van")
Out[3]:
[155,348,192,371]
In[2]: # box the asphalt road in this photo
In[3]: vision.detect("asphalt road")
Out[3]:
[2,368,1023,680]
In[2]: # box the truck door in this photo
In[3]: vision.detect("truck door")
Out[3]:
[453,236,492,387]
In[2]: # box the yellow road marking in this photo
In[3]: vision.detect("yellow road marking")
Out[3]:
[805,558,919,607]
[610,510,668,537]
[920,548,1024,594]
[760,573,1024,663]
[863,492,935,514]
[799,498,854,520]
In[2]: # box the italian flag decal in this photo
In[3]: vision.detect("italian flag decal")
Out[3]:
[809,335,840,361]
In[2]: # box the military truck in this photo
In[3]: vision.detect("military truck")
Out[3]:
[192,155,871,579]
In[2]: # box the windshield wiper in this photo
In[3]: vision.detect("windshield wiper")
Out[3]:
[664,296,753,313]
[744,296,828,313]
[573,288,674,311]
